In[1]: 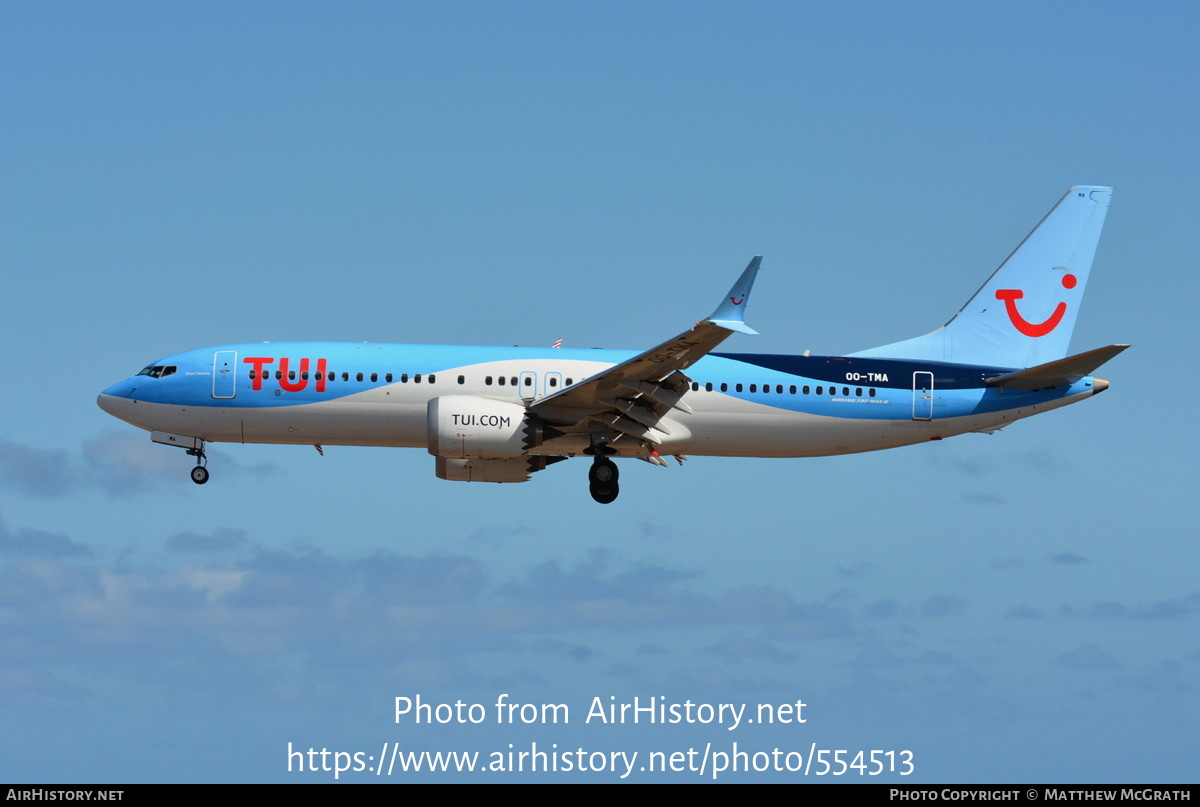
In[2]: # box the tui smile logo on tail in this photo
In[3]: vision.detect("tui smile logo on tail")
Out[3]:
[995,273,1077,337]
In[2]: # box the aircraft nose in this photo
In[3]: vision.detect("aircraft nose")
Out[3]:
[97,392,128,420]
[1092,377,1110,395]
[97,379,137,420]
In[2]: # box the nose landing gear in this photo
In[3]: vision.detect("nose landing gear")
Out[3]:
[150,431,212,485]
[186,443,209,485]
[588,457,619,504]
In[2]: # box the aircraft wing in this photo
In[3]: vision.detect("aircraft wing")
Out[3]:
[529,257,761,450]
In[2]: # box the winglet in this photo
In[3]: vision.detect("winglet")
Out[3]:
[706,256,761,335]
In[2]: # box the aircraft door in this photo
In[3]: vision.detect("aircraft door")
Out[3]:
[212,351,237,399]
[518,371,537,401]
[912,372,933,420]
[542,372,563,398]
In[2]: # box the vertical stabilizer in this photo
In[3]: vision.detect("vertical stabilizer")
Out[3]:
[851,186,1112,368]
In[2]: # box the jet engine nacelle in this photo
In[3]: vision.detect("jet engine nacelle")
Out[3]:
[427,395,532,459]
[435,457,533,483]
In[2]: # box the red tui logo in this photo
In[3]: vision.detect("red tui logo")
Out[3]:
[995,274,1077,337]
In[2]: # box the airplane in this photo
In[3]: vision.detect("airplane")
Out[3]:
[97,186,1125,503]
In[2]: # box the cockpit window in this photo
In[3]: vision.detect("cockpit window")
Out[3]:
[137,365,177,378]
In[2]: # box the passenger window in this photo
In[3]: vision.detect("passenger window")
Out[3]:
[458,375,465,385]
[249,370,257,380]
[275,371,283,380]
[802,386,809,395]
[356,372,363,382]
[342,372,349,382]
[401,374,409,383]
[549,378,558,387]
[498,376,506,386]
[566,378,574,385]
[789,385,796,394]
[776,384,783,394]
[386,373,393,383]
[428,375,436,383]
[302,371,309,380]
[843,386,849,396]
[414,374,422,383]
[816,386,823,395]
[856,387,862,396]
[869,388,876,398]
[691,382,699,391]
[523,376,532,387]
[735,383,743,392]
[485,376,493,386]
[720,383,728,392]
[749,384,757,393]
[705,382,713,392]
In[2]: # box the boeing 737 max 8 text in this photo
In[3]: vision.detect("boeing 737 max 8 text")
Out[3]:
[98,186,1126,503]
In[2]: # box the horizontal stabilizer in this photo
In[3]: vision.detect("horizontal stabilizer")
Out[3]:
[985,344,1129,390]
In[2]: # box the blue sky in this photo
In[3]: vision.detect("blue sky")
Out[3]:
[1,1,1196,782]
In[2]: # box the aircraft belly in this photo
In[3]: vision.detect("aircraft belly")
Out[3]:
[681,410,901,457]
[117,400,243,442]
[118,398,428,448]
[678,389,1093,458]
[237,399,426,446]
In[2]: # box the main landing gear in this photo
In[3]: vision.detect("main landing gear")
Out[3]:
[187,444,209,485]
[588,456,619,504]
